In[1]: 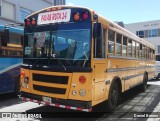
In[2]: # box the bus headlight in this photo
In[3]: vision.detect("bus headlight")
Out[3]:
[24,77,29,83]
[21,83,25,88]
[72,90,77,96]
[79,89,86,97]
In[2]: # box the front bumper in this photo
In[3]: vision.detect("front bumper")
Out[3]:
[20,92,92,112]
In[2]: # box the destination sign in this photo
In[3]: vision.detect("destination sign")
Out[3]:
[37,9,71,25]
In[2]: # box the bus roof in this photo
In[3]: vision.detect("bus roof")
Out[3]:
[27,5,155,50]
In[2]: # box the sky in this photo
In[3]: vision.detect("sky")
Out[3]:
[66,0,160,24]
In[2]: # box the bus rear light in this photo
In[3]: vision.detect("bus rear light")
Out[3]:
[82,12,89,20]
[31,19,36,25]
[21,71,25,78]
[73,12,80,21]
[79,76,86,84]
[25,19,31,26]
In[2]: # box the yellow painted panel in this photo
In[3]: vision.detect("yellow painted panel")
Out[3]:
[20,68,31,93]
[68,73,92,101]
[93,81,105,100]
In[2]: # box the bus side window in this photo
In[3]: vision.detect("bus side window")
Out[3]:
[142,45,145,59]
[132,40,136,57]
[136,42,140,58]
[140,44,142,58]
[151,49,153,59]
[128,39,132,57]
[116,33,122,55]
[94,28,106,58]
[122,36,127,56]
[108,29,115,54]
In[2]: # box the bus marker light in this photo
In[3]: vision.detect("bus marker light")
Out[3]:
[58,7,62,10]
[79,89,86,97]
[24,77,29,83]
[26,84,29,89]
[21,83,25,88]
[79,76,86,84]
[73,12,80,21]
[82,12,88,20]
[52,7,56,11]
[47,8,51,12]
[21,71,25,78]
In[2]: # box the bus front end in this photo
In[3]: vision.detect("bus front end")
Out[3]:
[20,6,93,112]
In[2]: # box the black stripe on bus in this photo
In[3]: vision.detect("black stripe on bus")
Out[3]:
[106,66,155,73]
[33,85,66,94]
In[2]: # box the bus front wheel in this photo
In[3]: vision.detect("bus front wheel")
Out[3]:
[106,81,119,112]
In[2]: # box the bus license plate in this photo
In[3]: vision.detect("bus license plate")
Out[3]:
[42,96,52,103]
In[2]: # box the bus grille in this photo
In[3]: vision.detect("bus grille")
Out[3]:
[33,85,66,94]
[33,74,68,84]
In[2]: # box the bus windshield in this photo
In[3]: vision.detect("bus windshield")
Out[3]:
[24,25,91,67]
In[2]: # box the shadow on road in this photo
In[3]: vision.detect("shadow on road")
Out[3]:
[24,84,160,121]
[0,93,23,109]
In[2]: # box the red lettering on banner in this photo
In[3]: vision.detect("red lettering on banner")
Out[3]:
[38,9,70,24]
[47,14,51,21]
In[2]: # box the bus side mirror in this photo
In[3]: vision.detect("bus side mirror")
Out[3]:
[93,23,102,39]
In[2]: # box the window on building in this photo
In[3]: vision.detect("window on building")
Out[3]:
[108,29,115,54]
[116,33,122,55]
[1,2,15,20]
[156,55,160,61]
[136,30,144,38]
[122,36,127,56]
[149,29,158,37]
[20,7,31,22]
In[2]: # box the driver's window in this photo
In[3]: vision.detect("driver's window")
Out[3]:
[94,28,106,58]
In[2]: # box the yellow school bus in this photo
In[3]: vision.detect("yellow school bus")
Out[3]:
[19,6,155,112]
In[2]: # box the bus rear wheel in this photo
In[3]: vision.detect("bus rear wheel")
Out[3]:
[140,74,148,92]
[106,81,119,112]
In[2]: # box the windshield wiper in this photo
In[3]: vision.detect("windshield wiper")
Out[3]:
[51,50,67,71]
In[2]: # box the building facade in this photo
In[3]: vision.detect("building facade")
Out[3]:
[125,20,160,61]
[0,0,65,49]
[0,0,66,24]
[53,0,65,5]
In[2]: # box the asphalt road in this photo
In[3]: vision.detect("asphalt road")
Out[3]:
[0,80,160,121]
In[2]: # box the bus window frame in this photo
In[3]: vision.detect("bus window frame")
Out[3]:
[94,25,106,59]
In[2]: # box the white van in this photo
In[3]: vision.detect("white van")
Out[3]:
[155,61,160,79]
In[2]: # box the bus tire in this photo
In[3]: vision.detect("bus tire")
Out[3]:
[106,81,119,112]
[14,76,20,96]
[140,73,148,92]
